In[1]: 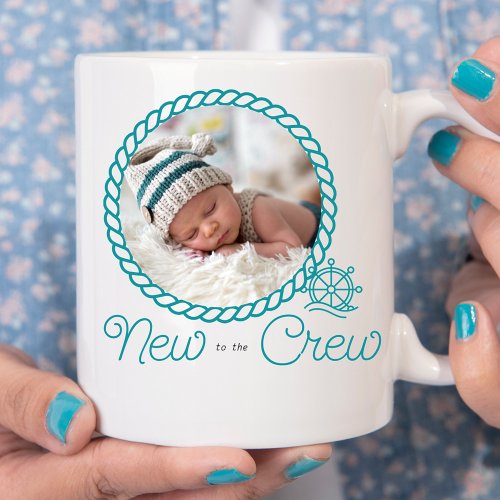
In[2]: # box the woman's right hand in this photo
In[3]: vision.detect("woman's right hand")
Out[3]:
[0,344,332,499]
[428,37,500,427]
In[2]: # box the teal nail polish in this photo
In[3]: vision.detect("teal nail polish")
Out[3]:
[46,391,85,444]
[428,130,461,166]
[452,59,496,101]
[454,303,477,340]
[470,195,485,212]
[285,458,328,480]
[206,469,254,485]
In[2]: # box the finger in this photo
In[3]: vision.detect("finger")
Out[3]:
[450,301,500,428]
[0,438,256,499]
[449,36,500,134]
[446,260,500,320]
[469,200,500,279]
[0,345,95,455]
[153,443,333,500]
[467,231,488,263]
[249,443,332,498]
[427,126,500,212]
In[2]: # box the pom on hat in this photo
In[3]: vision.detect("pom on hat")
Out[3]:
[125,133,232,240]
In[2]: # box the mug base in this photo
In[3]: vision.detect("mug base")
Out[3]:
[95,412,393,448]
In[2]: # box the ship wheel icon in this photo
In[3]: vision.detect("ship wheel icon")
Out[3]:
[302,258,362,317]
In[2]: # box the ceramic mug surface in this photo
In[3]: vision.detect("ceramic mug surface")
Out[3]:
[75,52,498,448]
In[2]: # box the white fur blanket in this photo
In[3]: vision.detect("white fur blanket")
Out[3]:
[123,220,309,307]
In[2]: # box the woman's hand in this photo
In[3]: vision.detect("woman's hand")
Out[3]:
[427,37,500,427]
[0,344,332,499]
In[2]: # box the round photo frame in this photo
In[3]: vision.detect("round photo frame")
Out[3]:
[103,89,337,323]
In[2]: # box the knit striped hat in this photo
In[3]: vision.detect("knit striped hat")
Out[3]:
[125,133,232,240]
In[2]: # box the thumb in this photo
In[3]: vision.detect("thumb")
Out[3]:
[450,301,500,428]
[0,345,96,455]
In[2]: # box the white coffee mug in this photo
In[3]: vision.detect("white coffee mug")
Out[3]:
[75,52,500,448]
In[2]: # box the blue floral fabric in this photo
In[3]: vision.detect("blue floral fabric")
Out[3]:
[1,0,499,498]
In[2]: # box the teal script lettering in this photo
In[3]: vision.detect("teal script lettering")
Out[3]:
[104,315,206,364]
[261,314,382,366]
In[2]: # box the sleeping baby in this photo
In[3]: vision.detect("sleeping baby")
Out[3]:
[125,133,320,258]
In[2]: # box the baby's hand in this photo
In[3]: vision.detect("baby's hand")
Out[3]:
[214,243,243,257]
[184,248,208,259]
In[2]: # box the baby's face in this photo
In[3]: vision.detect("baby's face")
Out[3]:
[169,185,241,252]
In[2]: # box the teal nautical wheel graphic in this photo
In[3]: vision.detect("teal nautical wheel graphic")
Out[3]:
[302,258,362,317]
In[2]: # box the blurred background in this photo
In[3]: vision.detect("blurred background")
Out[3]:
[128,105,317,203]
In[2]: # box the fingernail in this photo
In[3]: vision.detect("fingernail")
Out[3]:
[452,59,496,101]
[46,391,85,444]
[428,130,461,166]
[206,469,255,485]
[285,458,328,480]
[454,303,477,340]
[470,195,485,212]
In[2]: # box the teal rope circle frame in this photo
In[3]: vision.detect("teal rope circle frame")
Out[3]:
[103,89,337,323]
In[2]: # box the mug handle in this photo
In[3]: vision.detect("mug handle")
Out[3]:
[390,89,500,385]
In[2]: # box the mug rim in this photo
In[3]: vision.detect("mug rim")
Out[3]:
[76,51,389,62]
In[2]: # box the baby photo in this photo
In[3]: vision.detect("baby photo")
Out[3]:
[120,107,320,306]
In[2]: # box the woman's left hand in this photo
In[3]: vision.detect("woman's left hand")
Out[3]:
[428,37,500,427]
[0,345,333,499]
